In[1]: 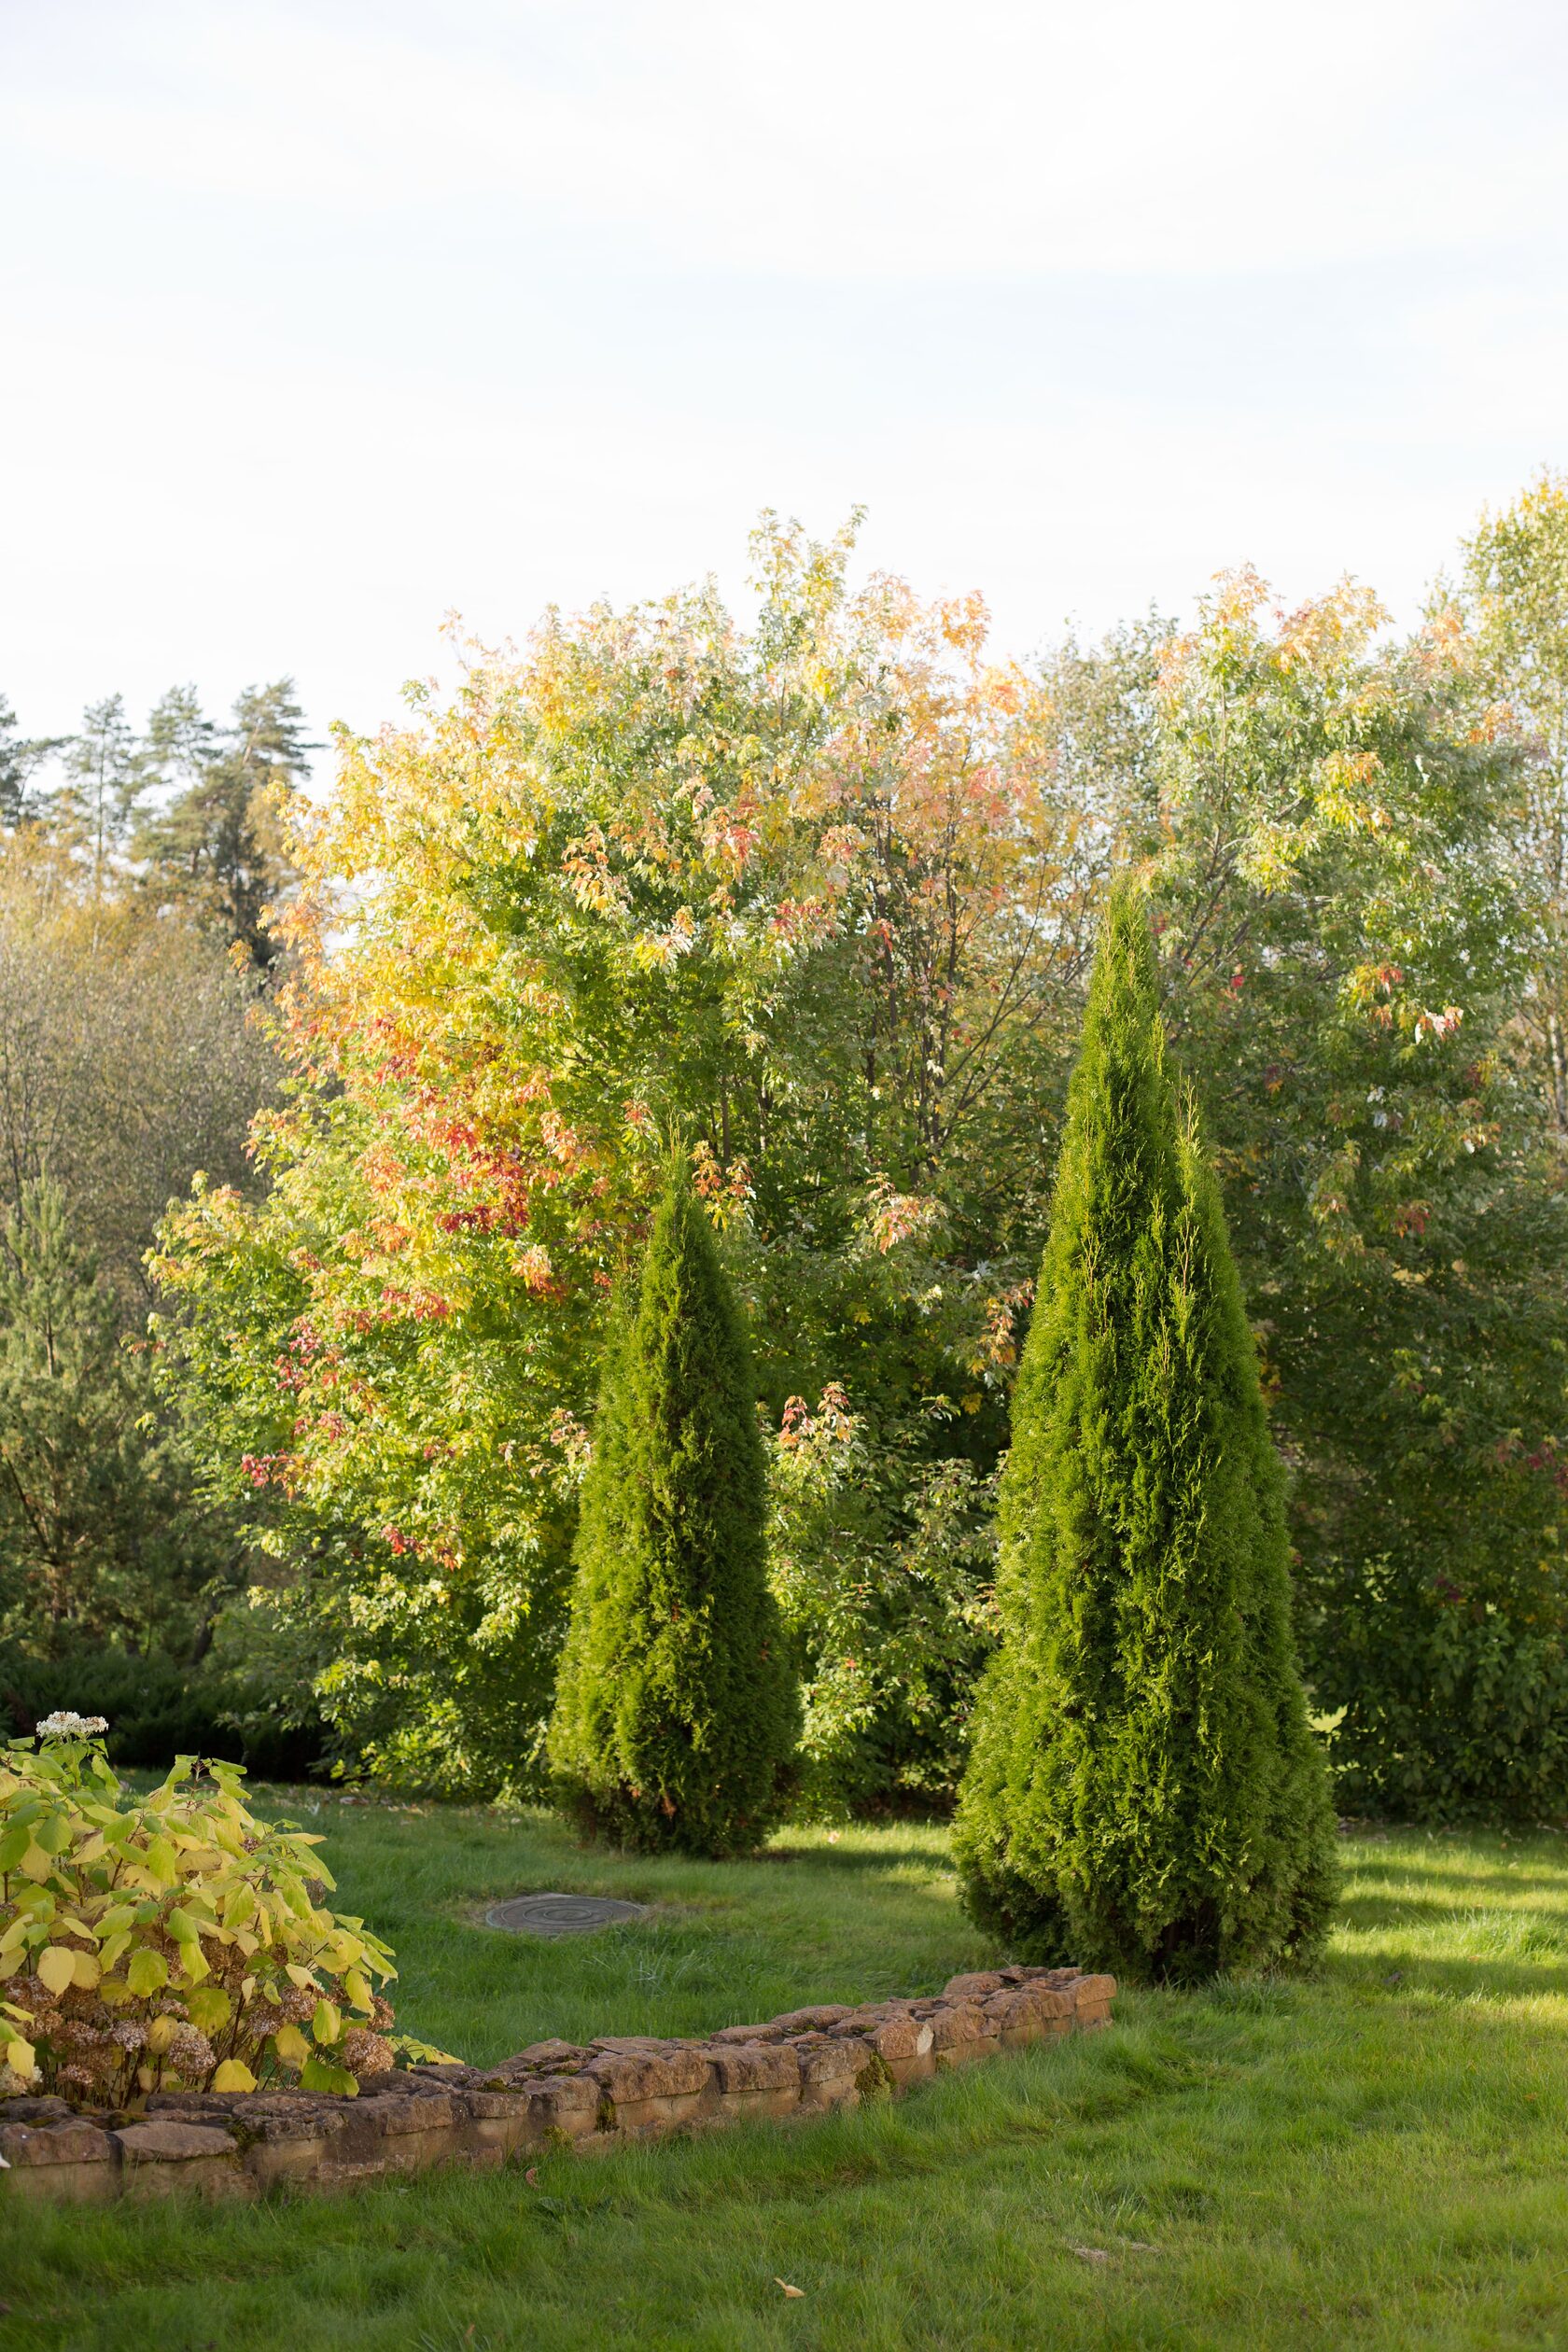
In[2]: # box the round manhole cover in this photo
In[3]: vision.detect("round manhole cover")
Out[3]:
[485,1892,649,1939]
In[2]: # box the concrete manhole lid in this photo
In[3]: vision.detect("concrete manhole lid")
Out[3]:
[485,1892,649,1938]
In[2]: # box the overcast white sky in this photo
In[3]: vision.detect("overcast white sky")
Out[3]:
[4,0,1567,750]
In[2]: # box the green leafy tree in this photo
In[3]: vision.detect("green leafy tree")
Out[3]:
[1142,571,1568,1815]
[1453,470,1568,1142]
[765,1384,999,1813]
[547,1154,797,1855]
[0,1179,236,1656]
[953,884,1337,1981]
[0,841,275,1299]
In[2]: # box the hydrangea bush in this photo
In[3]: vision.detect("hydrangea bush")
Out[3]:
[0,1715,417,2106]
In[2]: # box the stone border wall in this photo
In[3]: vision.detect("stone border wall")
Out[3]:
[0,1964,1115,2205]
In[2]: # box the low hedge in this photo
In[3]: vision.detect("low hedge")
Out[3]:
[0,1648,325,1781]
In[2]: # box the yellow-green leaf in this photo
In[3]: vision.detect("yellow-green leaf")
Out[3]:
[35,1944,75,1997]
[273,2023,311,2066]
[177,1939,210,1984]
[221,1885,258,1930]
[142,1837,178,1886]
[211,2059,257,2093]
[312,1998,342,2046]
[299,2056,357,2097]
[126,1946,168,1997]
[186,1985,231,2035]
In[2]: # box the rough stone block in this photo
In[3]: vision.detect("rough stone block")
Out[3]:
[769,2005,851,2035]
[704,2042,802,2122]
[0,2118,119,2204]
[319,2091,458,2183]
[116,2120,252,2202]
[240,2112,330,2195]
[516,2039,591,2069]
[985,1983,1075,2050]
[0,2097,72,2123]
[867,2014,936,2087]
[527,2072,601,2144]
[452,2087,542,2166]
[1072,1974,1117,2011]
[584,2046,713,2136]
[791,2035,861,2115]
[146,2092,254,2118]
[943,1970,1008,1998]
[928,2001,991,2061]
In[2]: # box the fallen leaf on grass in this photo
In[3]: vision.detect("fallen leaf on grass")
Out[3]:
[776,2279,806,2298]
[1071,2247,1110,2264]
[525,2166,539,2185]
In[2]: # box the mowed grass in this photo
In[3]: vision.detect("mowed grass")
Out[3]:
[7,1806,1568,2351]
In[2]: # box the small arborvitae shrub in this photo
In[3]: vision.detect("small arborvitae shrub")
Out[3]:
[0,1715,438,2106]
[547,1155,798,1855]
[953,883,1339,1983]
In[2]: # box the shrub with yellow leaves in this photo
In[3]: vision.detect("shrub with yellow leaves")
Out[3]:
[0,1716,405,2107]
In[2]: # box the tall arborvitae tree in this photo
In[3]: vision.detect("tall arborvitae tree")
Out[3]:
[953,882,1337,1982]
[547,1154,797,1855]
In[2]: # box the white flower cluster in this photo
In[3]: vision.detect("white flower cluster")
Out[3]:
[35,1712,109,1740]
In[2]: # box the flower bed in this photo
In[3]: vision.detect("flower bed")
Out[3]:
[0,1963,1116,2203]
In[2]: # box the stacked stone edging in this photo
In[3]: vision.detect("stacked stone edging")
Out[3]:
[0,1964,1115,2205]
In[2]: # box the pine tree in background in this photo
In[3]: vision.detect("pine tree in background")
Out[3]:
[547,1154,797,1855]
[134,679,310,968]
[953,882,1338,1981]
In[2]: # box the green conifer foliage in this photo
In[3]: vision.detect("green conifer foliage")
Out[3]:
[547,1155,797,1855]
[953,883,1338,1981]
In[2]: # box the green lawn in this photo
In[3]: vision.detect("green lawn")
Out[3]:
[6,1802,1568,2350]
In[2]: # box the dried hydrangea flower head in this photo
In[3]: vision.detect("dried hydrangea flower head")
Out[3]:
[35,1713,108,1741]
